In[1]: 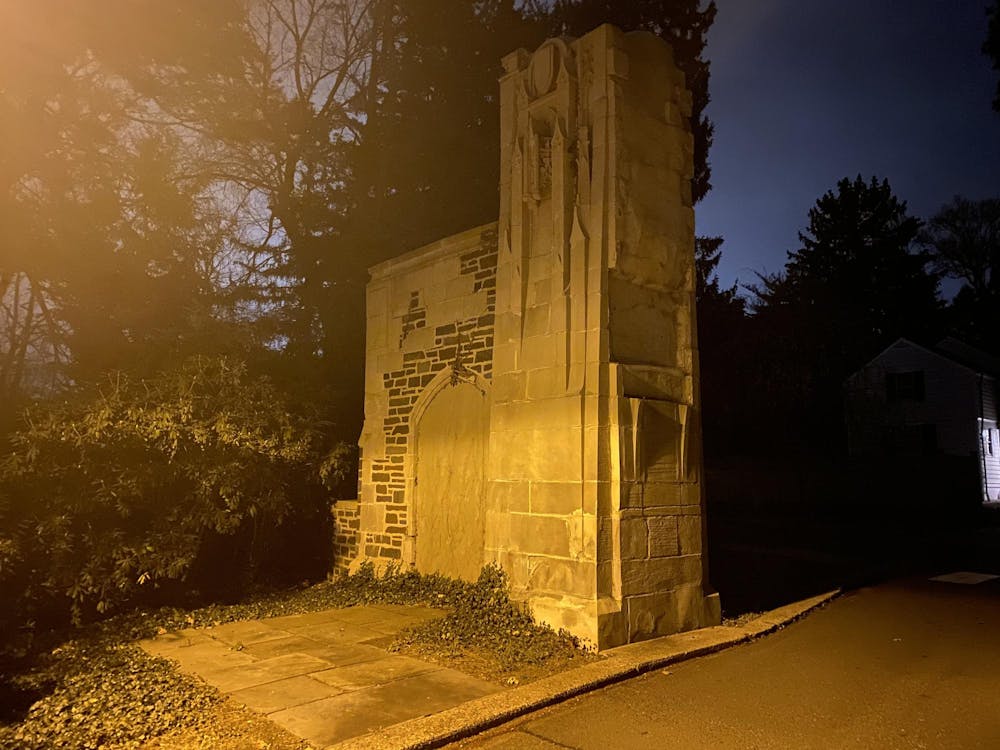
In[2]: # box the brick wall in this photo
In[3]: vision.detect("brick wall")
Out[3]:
[348,223,498,571]
[330,500,360,577]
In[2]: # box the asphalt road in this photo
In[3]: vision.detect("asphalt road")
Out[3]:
[456,574,1000,750]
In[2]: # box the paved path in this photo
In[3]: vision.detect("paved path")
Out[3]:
[456,574,1000,750]
[141,604,500,748]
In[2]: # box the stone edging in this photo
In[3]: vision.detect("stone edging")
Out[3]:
[325,590,840,750]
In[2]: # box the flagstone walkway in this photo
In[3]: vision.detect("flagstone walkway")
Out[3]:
[140,605,500,749]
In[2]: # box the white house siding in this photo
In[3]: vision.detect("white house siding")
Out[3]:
[981,423,1000,502]
[979,375,997,421]
[981,377,1000,501]
[846,339,979,456]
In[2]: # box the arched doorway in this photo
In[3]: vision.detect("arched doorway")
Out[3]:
[413,380,489,581]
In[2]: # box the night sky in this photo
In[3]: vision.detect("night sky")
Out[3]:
[698,0,1000,293]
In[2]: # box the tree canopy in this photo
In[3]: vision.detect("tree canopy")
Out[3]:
[921,196,1000,351]
[741,176,941,453]
[1,1,720,427]
[770,175,939,372]
[987,2,1000,112]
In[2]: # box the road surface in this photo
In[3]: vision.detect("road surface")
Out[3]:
[456,574,1000,749]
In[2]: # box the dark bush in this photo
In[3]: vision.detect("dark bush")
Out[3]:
[0,355,351,647]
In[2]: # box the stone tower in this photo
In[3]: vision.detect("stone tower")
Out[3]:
[344,24,720,649]
[486,24,719,646]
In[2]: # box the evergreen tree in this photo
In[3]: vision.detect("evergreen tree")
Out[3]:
[747,176,941,453]
[694,237,746,458]
[781,175,940,374]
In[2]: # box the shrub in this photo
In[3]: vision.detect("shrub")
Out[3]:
[0,355,348,640]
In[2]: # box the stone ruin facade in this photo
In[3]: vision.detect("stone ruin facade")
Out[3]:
[333,24,721,649]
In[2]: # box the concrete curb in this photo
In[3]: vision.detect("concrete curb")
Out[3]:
[326,589,840,750]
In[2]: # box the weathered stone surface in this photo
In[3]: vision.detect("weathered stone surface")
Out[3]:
[677,514,704,555]
[347,25,719,649]
[311,656,440,691]
[621,555,703,597]
[270,669,500,748]
[413,380,488,582]
[647,516,680,558]
[229,675,342,714]
[508,514,572,558]
[530,482,583,516]
[620,517,649,560]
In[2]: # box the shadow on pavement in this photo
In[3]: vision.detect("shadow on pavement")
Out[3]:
[707,504,1000,616]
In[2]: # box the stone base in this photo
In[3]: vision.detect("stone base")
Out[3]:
[524,586,722,651]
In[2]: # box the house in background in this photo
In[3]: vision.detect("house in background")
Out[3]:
[845,337,1000,504]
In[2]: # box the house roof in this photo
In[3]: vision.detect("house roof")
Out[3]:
[934,337,1000,377]
[849,336,1000,381]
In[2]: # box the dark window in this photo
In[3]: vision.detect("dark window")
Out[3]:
[920,423,938,455]
[886,370,925,402]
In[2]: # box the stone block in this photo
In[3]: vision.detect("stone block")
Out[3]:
[390,284,415,318]
[531,279,551,305]
[526,557,596,599]
[677,514,703,554]
[549,299,568,335]
[462,289,490,319]
[642,481,683,507]
[621,478,643,509]
[593,480,614,516]
[647,515,679,557]
[620,554,702,597]
[367,285,388,317]
[493,340,519,373]
[424,281,446,306]
[528,251,552,280]
[401,325,433,352]
[435,298,465,327]
[681,482,702,505]
[596,561,617,600]
[526,366,566,400]
[520,333,556,371]
[445,275,473,300]
[509,513,571,558]
[493,262,514,311]
[367,316,387,350]
[377,350,404,375]
[598,607,627,649]
[483,509,511,550]
[583,425,613,482]
[595,511,615,560]
[529,593,598,646]
[497,549,531,591]
[523,304,550,338]
[486,480,529,514]
[568,512,597,560]
[530,481,582,515]
[492,371,526,403]
[359,501,383,533]
[526,427,584,482]
[620,516,648,560]
[569,330,587,364]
